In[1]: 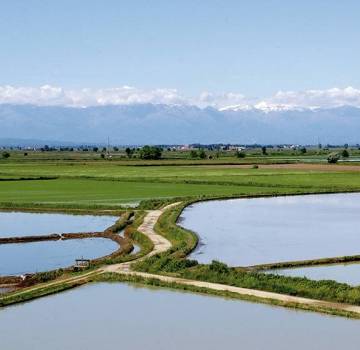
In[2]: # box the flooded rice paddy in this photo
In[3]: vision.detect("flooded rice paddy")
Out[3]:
[180,193,360,266]
[0,212,117,237]
[0,211,120,275]
[0,282,359,350]
[0,238,118,275]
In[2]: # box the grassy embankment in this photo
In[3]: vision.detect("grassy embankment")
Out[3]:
[131,202,360,310]
[97,273,360,319]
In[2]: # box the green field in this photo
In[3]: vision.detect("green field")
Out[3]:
[1,157,360,208]
[0,178,294,207]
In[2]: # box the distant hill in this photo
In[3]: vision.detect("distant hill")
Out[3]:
[1,103,360,145]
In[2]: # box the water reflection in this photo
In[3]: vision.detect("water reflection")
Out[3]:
[266,263,360,286]
[1,283,359,350]
[180,193,360,266]
[0,238,118,275]
[0,212,117,238]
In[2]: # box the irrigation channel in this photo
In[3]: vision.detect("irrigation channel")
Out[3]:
[0,196,360,349]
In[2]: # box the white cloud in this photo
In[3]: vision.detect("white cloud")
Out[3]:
[0,85,360,111]
[196,91,250,109]
[0,85,71,105]
[263,87,360,110]
[0,85,188,107]
[221,87,360,112]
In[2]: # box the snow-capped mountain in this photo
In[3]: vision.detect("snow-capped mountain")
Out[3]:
[1,103,360,145]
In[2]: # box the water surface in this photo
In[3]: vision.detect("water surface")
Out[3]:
[0,238,118,275]
[266,263,360,286]
[0,212,117,238]
[180,193,360,266]
[0,282,359,350]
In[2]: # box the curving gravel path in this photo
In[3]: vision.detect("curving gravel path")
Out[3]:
[105,202,360,316]
[3,201,360,317]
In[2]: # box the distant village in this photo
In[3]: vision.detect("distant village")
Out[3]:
[0,142,356,152]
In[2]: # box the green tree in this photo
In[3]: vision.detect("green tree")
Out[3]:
[2,151,10,159]
[300,147,307,154]
[190,150,198,158]
[199,149,206,159]
[235,150,246,158]
[342,149,350,158]
[125,147,134,158]
[139,146,162,160]
[261,146,267,155]
[93,147,99,152]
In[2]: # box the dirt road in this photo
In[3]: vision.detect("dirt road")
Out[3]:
[105,202,360,316]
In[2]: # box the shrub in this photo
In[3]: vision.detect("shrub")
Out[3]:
[327,152,340,163]
[139,146,162,160]
[236,150,246,158]
[1,151,10,159]
[190,150,198,158]
[199,149,206,159]
[342,149,350,158]
[209,260,229,273]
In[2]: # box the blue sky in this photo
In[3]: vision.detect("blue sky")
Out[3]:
[0,0,359,102]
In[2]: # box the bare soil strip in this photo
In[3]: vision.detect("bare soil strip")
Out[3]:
[199,163,360,171]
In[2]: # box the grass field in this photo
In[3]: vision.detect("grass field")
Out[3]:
[1,153,360,208]
[0,178,297,207]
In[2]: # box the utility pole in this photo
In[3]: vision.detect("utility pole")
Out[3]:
[107,136,111,158]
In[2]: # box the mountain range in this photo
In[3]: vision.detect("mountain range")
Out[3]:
[1,103,360,145]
